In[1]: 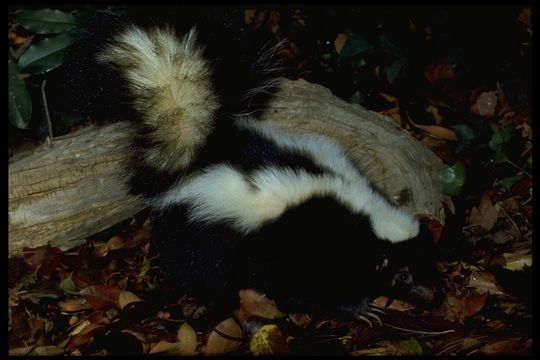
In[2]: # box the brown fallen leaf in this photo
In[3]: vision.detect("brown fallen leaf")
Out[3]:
[409,121,458,141]
[59,298,94,312]
[372,296,415,311]
[205,317,244,355]
[424,58,456,86]
[468,194,500,231]
[468,271,508,297]
[477,337,531,355]
[235,289,285,323]
[464,292,488,318]
[502,252,532,271]
[334,33,348,54]
[79,284,122,310]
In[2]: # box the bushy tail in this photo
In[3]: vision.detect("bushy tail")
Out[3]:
[97,25,219,174]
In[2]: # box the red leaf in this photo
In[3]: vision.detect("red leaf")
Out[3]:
[79,285,122,310]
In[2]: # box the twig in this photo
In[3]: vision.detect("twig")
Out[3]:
[385,324,455,336]
[41,79,54,141]
[500,205,522,237]
[505,160,531,178]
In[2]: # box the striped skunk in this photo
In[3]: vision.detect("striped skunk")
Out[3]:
[67,9,441,323]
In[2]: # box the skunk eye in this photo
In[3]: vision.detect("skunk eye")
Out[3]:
[398,272,409,282]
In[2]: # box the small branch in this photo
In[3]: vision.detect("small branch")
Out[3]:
[505,159,531,178]
[41,79,54,141]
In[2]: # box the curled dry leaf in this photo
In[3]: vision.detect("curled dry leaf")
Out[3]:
[205,317,244,355]
[250,324,289,355]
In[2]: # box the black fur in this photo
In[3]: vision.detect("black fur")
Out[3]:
[65,7,441,321]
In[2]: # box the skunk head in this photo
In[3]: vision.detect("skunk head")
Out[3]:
[377,227,443,306]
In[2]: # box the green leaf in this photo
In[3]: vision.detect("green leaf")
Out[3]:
[18,32,73,74]
[139,257,151,277]
[385,58,407,84]
[13,8,78,34]
[498,175,524,190]
[59,272,78,294]
[451,124,475,154]
[489,126,515,164]
[437,161,466,196]
[399,339,423,355]
[8,57,32,129]
[338,32,372,61]
[348,91,365,105]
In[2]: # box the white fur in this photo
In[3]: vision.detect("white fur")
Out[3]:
[150,152,419,242]
[98,25,219,173]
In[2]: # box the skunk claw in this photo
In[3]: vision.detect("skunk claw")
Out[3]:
[356,315,373,327]
[365,311,383,326]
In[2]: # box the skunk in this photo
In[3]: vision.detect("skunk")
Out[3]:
[68,9,441,323]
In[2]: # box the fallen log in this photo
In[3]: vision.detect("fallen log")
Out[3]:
[8,79,447,256]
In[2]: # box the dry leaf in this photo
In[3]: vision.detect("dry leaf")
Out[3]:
[289,313,312,328]
[334,33,348,54]
[468,194,500,231]
[502,252,532,271]
[236,289,284,323]
[250,324,289,355]
[28,346,64,356]
[58,298,93,312]
[244,8,256,25]
[69,320,91,336]
[205,317,244,355]
[464,292,488,317]
[80,284,122,310]
[149,340,181,355]
[177,322,198,354]
[410,122,458,141]
[372,296,415,311]
[118,291,142,309]
[424,58,455,86]
[425,104,443,124]
[468,271,507,297]
[477,338,531,355]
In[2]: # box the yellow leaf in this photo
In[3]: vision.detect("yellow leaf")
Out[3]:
[177,322,198,354]
[205,318,243,355]
[68,320,91,336]
[250,324,288,355]
[149,340,181,355]
[118,291,142,309]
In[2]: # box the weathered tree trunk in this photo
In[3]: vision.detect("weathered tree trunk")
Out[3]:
[8,79,447,256]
